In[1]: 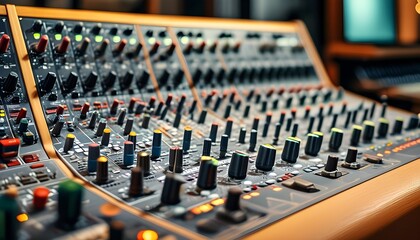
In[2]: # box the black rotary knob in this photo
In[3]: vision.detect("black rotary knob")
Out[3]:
[120,70,134,90]
[406,115,419,130]
[392,117,403,135]
[329,128,343,152]
[377,118,389,138]
[362,120,375,143]
[228,151,249,179]
[54,21,65,33]
[102,71,117,91]
[41,72,57,93]
[31,20,43,32]
[324,155,339,172]
[168,147,183,173]
[83,71,98,91]
[344,147,358,164]
[304,133,321,156]
[160,173,186,205]
[281,137,301,163]
[63,72,78,91]
[350,125,362,146]
[255,144,277,171]
[3,71,18,93]
[224,187,243,211]
[196,156,218,190]
[96,156,109,184]
[128,167,144,197]
[73,22,84,34]
[137,151,151,176]
[90,24,102,35]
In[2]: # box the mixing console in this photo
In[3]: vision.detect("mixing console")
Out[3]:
[0,5,419,240]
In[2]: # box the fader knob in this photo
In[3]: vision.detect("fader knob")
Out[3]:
[63,72,78,91]
[350,125,362,146]
[197,156,218,190]
[304,133,321,157]
[87,143,100,172]
[281,137,301,163]
[182,126,192,152]
[31,20,43,32]
[33,35,49,53]
[41,72,57,93]
[96,156,109,184]
[168,147,183,173]
[228,151,249,179]
[407,115,419,130]
[63,133,75,153]
[377,118,389,138]
[255,144,276,171]
[151,130,162,159]
[329,128,343,151]
[345,147,358,164]
[128,167,144,197]
[123,141,135,166]
[54,21,64,33]
[83,71,98,90]
[3,71,18,93]
[392,117,403,134]
[0,34,10,53]
[57,180,83,229]
[0,187,20,240]
[362,121,375,143]
[160,173,186,205]
[324,155,339,172]
[56,36,70,54]
[137,152,151,176]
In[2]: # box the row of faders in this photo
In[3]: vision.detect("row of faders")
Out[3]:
[20,16,420,240]
[1,16,184,240]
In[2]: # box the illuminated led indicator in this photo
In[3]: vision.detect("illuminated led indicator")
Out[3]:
[74,34,83,42]
[198,204,213,213]
[272,187,282,192]
[242,195,251,200]
[180,36,189,44]
[16,213,28,222]
[33,33,41,40]
[54,34,62,41]
[210,198,224,206]
[112,36,121,43]
[163,37,172,46]
[250,192,260,197]
[147,37,156,45]
[206,39,213,46]
[137,230,158,240]
[190,207,201,215]
[95,35,103,42]
[384,150,391,155]
[129,38,137,45]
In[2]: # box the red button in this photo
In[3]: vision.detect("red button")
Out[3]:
[0,138,20,158]
[30,163,45,169]
[6,159,21,167]
[33,186,49,209]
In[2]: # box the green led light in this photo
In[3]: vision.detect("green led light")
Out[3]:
[180,36,189,44]
[54,34,62,41]
[147,37,156,45]
[196,37,204,44]
[163,38,172,46]
[112,36,121,43]
[33,33,41,40]
[129,38,136,45]
[75,35,83,42]
[95,35,103,43]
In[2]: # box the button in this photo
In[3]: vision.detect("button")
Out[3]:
[0,138,20,158]
[282,178,319,192]
[33,186,49,209]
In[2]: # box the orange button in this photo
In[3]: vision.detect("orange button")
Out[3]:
[33,186,49,209]
[30,163,45,169]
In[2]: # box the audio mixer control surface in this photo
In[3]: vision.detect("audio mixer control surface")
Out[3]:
[0,5,419,240]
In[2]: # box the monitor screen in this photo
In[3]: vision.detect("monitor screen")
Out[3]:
[343,0,396,44]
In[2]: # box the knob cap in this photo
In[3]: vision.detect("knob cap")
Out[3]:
[392,117,404,135]
[83,71,98,91]
[329,128,343,152]
[228,151,249,179]
[63,72,78,91]
[31,20,43,32]
[324,155,339,172]
[96,156,109,184]
[281,137,301,163]
[407,115,419,130]
[182,127,192,153]
[57,180,83,229]
[94,39,109,58]
[345,147,358,164]
[151,130,162,159]
[87,143,100,172]
[0,187,20,239]
[255,144,277,171]
[161,173,185,205]
[73,22,84,34]
[224,187,242,211]
[33,35,48,53]
[128,167,144,197]
[90,24,102,35]
[197,156,218,190]
[362,120,375,143]
[202,138,212,156]
[137,152,151,176]
[304,133,321,156]
[377,118,389,138]
[55,36,70,54]
[100,128,111,146]
[54,21,64,33]
[3,71,18,93]
[121,70,134,90]
[168,147,183,173]
[350,125,362,146]
[41,72,57,93]
[63,133,75,153]
[0,34,10,53]
[33,186,50,210]
[76,37,90,55]
[123,141,134,166]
